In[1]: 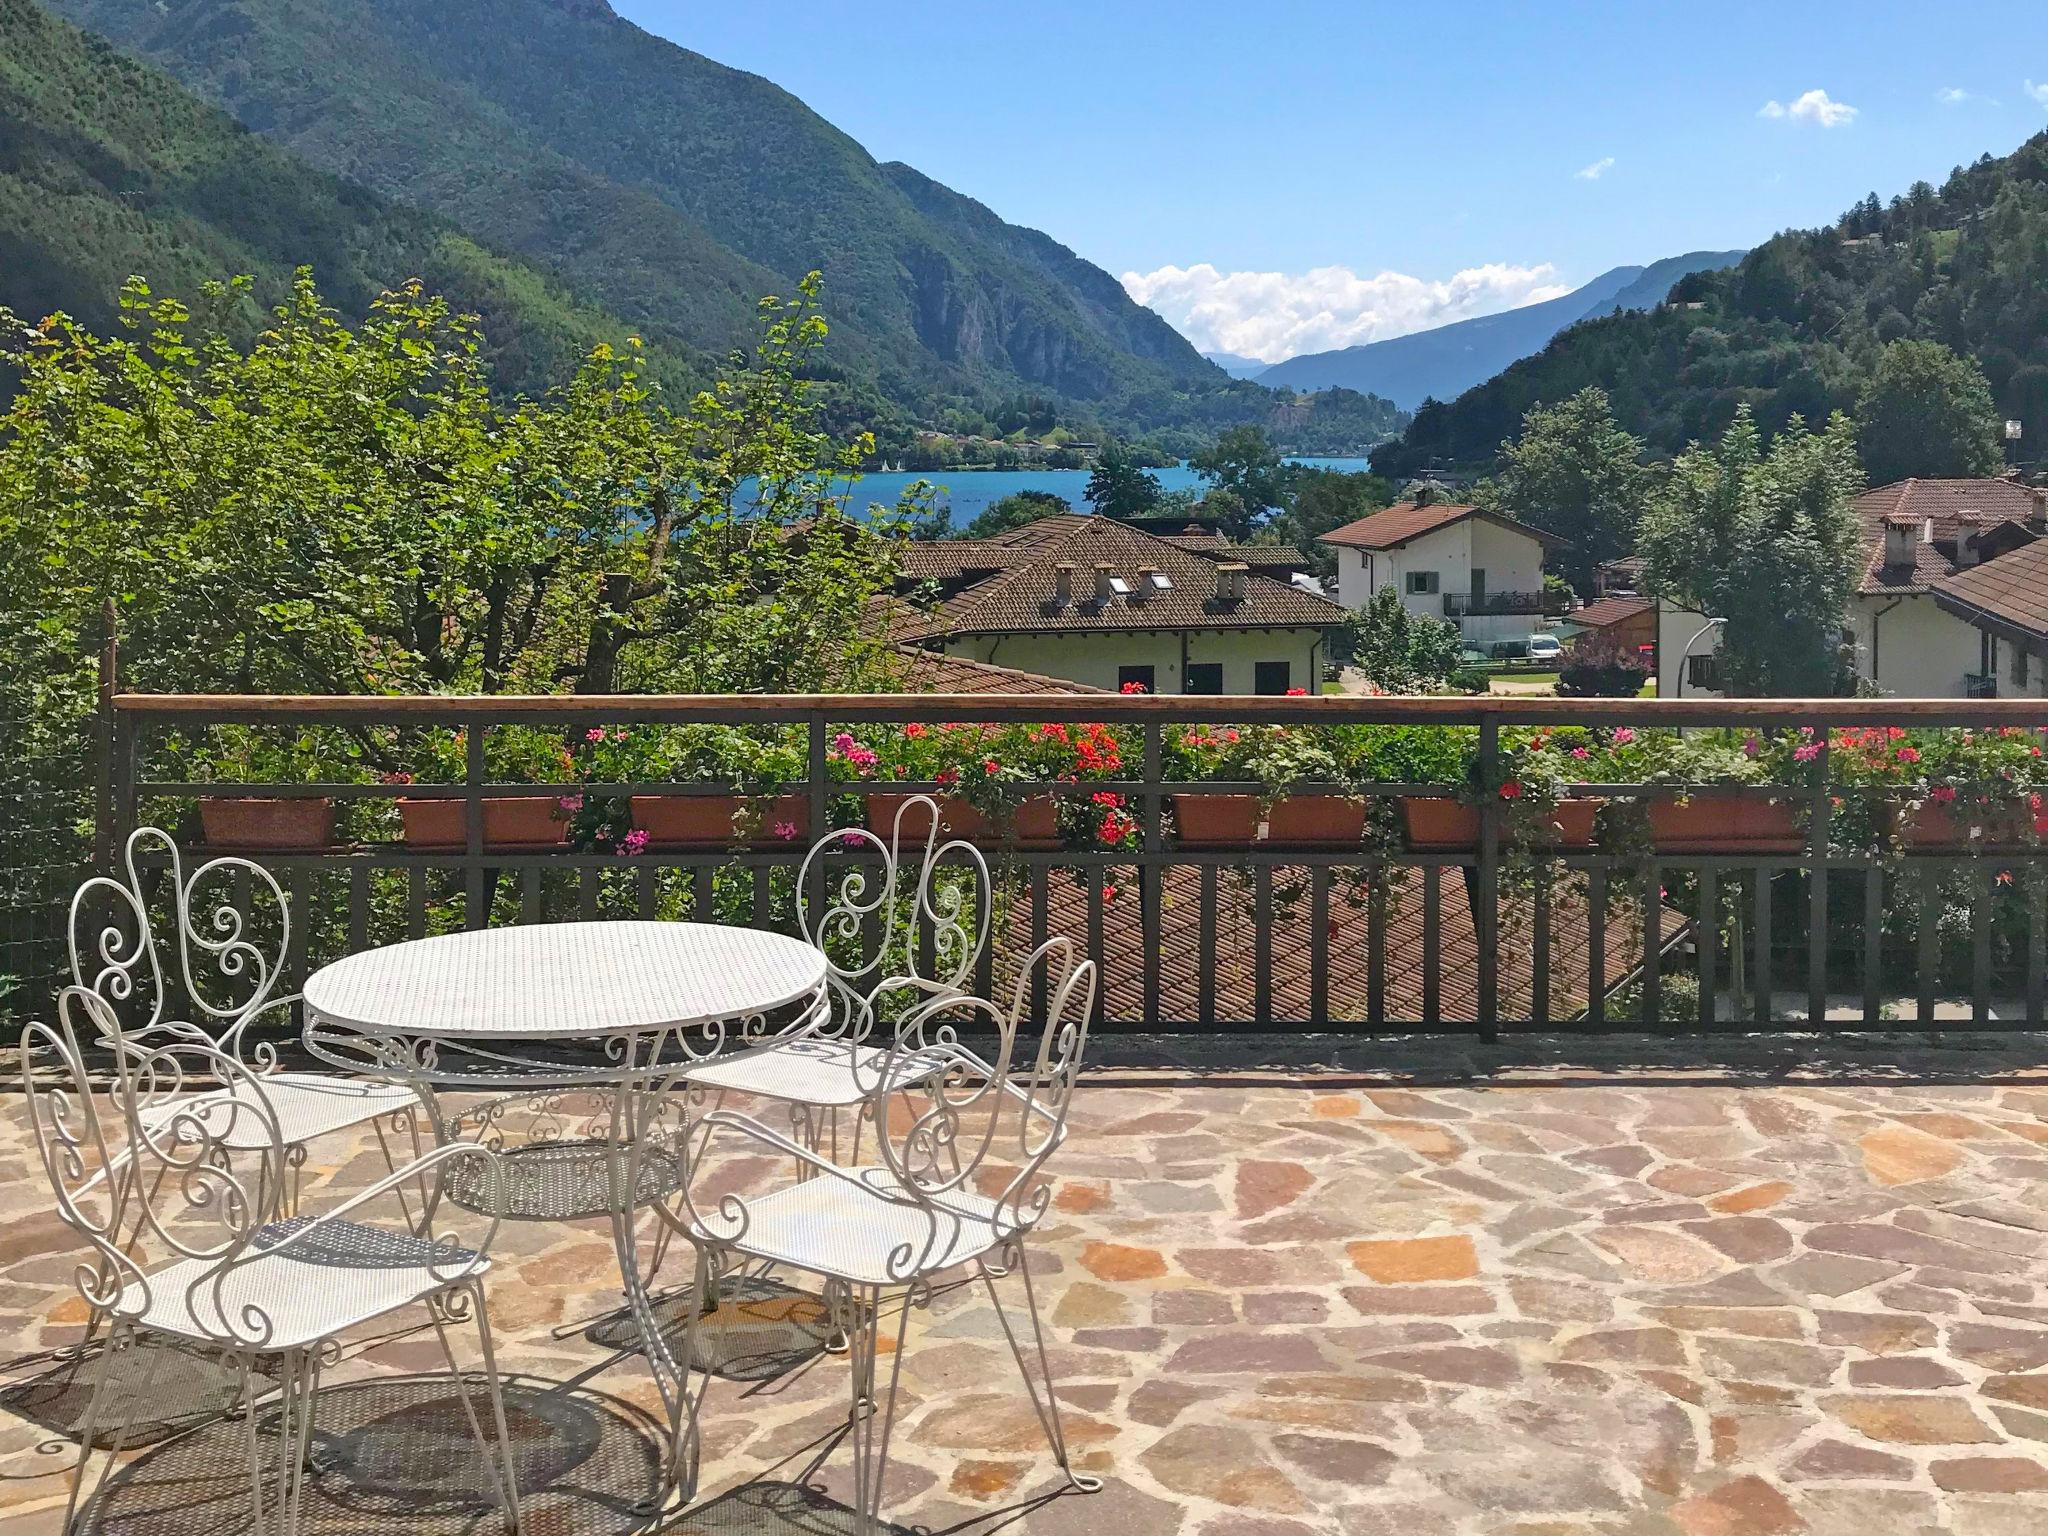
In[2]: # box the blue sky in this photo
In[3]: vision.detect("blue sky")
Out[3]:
[615,0,2048,361]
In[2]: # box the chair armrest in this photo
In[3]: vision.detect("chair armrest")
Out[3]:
[678,1108,910,1246]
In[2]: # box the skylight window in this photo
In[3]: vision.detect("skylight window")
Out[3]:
[1108,576,1132,595]
[1150,572,1173,590]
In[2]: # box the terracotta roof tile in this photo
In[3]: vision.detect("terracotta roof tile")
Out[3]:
[900,515,1345,637]
[886,646,1105,695]
[1929,536,2048,639]
[1566,597,1652,629]
[1318,502,1565,552]
[1853,478,2046,596]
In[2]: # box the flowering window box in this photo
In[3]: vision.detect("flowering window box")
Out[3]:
[199,797,337,851]
[1893,796,2043,852]
[398,797,568,851]
[1646,791,1803,854]
[631,794,810,850]
[1171,794,1262,848]
[1399,797,1601,852]
[864,792,1061,849]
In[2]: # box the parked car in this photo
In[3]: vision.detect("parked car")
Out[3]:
[1526,633,1563,663]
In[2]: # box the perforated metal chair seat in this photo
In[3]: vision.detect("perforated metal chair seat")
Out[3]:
[114,1216,485,1352]
[718,1168,1007,1286]
[681,1037,952,1108]
[137,1072,418,1151]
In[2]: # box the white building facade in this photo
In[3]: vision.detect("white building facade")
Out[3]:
[1319,502,1561,651]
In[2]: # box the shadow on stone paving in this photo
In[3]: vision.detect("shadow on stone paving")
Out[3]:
[1087,1027,2048,1084]
[0,1338,274,1451]
[85,1373,664,1535]
[587,1275,834,1384]
[666,1480,916,1536]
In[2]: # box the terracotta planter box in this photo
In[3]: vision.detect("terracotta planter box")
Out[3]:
[865,793,1061,848]
[1401,797,1603,852]
[1172,794,1262,848]
[1264,796,1369,847]
[631,794,811,850]
[1647,791,1803,854]
[398,797,568,851]
[1894,799,2040,852]
[199,797,336,851]
[1401,798,1479,851]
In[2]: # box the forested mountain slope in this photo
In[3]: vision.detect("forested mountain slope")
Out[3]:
[0,0,688,397]
[48,0,1292,437]
[1374,135,2048,477]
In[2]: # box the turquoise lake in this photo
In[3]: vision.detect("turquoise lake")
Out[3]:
[750,456,1377,529]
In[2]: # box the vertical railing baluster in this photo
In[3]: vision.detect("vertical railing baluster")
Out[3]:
[1862,867,1883,1025]
[752,862,771,931]
[2029,872,2046,1028]
[694,864,713,923]
[1752,870,1772,1026]
[1639,860,1661,1026]
[1086,864,1106,1017]
[1198,864,1218,1028]
[1806,725,1831,1027]
[1141,723,1162,1029]
[1253,864,1273,1030]
[805,713,828,924]
[1696,867,1718,1029]
[1916,864,1940,1027]
[1531,868,1551,1029]
[579,866,599,920]
[1367,864,1386,1029]
[1422,865,1441,1027]
[407,866,426,939]
[1309,864,1329,1027]
[464,718,485,929]
[1030,862,1049,1024]
[522,867,542,923]
[637,864,657,918]
[285,868,310,991]
[348,862,369,954]
[1586,865,1606,1027]
[1972,863,1993,1027]
[1475,717,1499,1040]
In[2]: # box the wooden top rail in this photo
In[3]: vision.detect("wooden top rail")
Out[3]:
[110,691,2048,727]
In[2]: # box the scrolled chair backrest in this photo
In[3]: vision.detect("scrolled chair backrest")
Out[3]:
[22,987,288,1347]
[68,826,292,1063]
[793,794,991,1044]
[865,935,1096,1279]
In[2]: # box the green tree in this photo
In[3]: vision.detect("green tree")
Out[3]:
[1479,387,1649,593]
[0,268,911,754]
[1639,406,1864,696]
[1853,340,2004,485]
[1339,586,1465,693]
[1084,440,1163,521]
[1269,468,1395,579]
[962,489,1071,538]
[1190,424,1291,538]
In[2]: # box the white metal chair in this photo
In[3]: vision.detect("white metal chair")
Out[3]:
[70,827,420,1211]
[680,795,992,1155]
[22,986,521,1535]
[674,936,1100,1532]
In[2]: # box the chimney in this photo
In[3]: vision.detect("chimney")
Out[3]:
[1954,511,1986,569]
[1882,515,1921,568]
[1054,563,1073,605]
[1134,564,1157,602]
[1094,562,1116,603]
[1216,562,1249,604]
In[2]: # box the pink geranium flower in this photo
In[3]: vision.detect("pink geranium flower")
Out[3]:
[772,820,797,840]
[1612,728,1636,744]
[621,828,649,856]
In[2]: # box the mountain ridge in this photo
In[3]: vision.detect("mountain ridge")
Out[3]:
[46,0,1286,441]
[1258,250,1746,409]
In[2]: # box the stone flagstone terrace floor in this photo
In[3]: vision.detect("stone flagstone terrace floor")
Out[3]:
[5,1062,2048,1534]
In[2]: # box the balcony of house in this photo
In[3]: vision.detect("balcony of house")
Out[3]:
[1441,589,1568,619]
[7,690,2048,1535]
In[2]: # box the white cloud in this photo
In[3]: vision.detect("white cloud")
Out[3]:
[1759,88,1858,127]
[1936,86,1972,105]
[1574,156,1616,181]
[1120,260,1573,365]
[2027,79,2048,110]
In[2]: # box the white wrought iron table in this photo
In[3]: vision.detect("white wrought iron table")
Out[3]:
[300,920,829,1501]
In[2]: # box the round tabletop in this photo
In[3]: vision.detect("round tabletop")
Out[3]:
[302,921,828,1040]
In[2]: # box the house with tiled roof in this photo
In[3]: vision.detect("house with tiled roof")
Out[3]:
[890,514,1346,694]
[1655,477,2048,697]
[1317,498,1567,650]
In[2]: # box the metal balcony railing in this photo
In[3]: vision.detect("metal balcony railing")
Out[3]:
[1441,590,1566,618]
